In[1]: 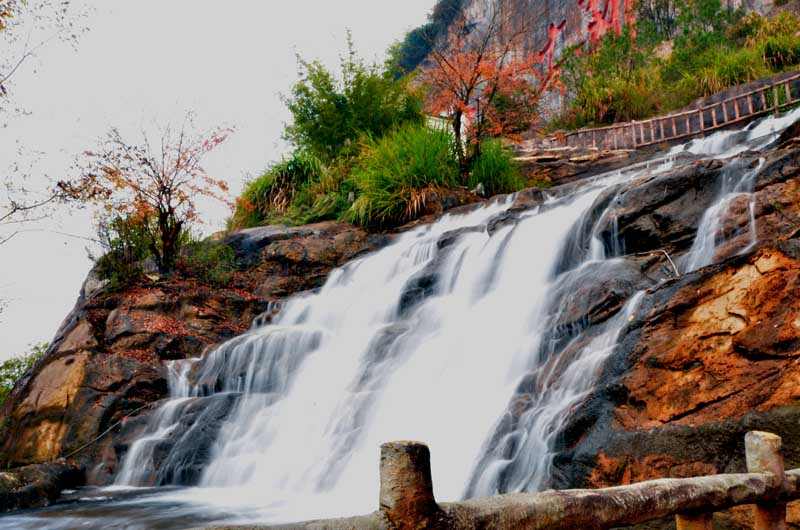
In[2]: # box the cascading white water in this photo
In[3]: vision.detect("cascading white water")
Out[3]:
[114,360,196,486]
[682,158,763,272]
[104,108,800,527]
[672,107,800,274]
[115,168,644,523]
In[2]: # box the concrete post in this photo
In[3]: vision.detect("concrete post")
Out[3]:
[745,431,787,530]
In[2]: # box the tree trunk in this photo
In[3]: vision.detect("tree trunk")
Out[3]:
[156,211,181,273]
[452,110,469,180]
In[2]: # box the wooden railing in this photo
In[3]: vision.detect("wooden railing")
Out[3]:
[260,431,800,529]
[560,72,800,151]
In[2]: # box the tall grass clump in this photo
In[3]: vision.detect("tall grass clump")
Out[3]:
[763,33,800,70]
[468,139,524,196]
[347,124,459,226]
[677,45,769,96]
[282,159,357,226]
[230,151,324,229]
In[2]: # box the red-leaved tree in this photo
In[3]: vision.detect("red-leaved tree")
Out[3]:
[422,6,565,176]
[59,115,232,272]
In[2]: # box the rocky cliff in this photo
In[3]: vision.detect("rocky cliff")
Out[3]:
[450,0,779,58]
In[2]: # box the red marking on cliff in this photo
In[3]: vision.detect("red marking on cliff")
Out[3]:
[580,0,636,45]
[538,20,567,71]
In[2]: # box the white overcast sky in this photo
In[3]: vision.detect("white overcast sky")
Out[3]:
[0,0,433,359]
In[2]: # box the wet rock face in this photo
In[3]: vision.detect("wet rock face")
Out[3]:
[618,247,800,429]
[106,393,238,487]
[0,220,385,485]
[596,159,727,256]
[236,221,389,299]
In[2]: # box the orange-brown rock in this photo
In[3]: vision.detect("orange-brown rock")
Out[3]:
[617,247,800,430]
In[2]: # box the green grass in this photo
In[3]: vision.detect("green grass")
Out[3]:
[468,139,525,196]
[178,239,237,287]
[346,124,459,227]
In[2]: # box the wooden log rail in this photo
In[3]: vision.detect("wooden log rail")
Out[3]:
[561,72,800,151]
[260,432,800,529]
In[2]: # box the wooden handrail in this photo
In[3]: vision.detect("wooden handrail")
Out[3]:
[255,431,798,529]
[559,72,800,150]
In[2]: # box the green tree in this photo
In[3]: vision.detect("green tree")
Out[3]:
[0,342,47,407]
[283,34,424,162]
[390,0,464,74]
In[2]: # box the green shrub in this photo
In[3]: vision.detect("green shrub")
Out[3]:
[0,343,47,408]
[346,124,459,226]
[92,214,152,290]
[468,140,525,196]
[728,11,800,46]
[390,0,464,74]
[95,214,237,288]
[558,31,664,128]
[179,239,237,287]
[284,36,424,161]
[556,9,800,130]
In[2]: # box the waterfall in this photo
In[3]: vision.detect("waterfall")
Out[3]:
[682,158,764,273]
[106,108,800,526]
[114,361,195,486]
[116,167,643,523]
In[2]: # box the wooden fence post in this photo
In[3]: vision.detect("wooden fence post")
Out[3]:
[676,512,713,530]
[774,85,781,114]
[380,441,444,528]
[745,431,787,530]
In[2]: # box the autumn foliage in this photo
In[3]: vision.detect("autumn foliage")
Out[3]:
[60,116,232,272]
[421,7,565,175]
